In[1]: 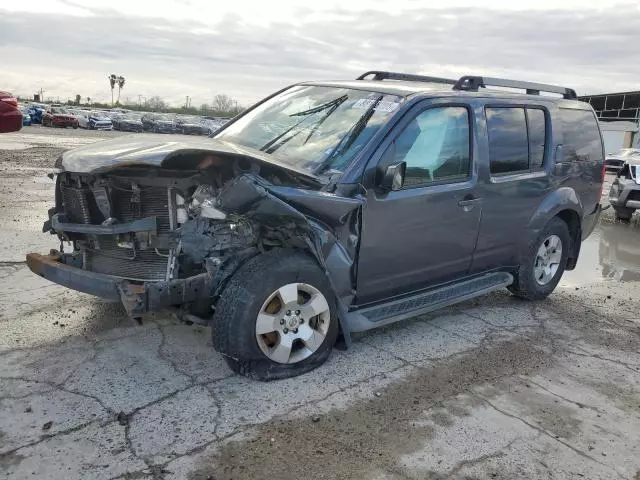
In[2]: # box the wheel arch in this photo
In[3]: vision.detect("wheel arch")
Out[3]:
[524,187,583,270]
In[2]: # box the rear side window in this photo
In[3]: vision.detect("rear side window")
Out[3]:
[559,109,603,163]
[486,106,549,174]
[527,108,546,168]
[486,107,529,174]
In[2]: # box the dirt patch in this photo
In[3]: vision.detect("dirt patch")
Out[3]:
[0,146,64,170]
[187,336,552,480]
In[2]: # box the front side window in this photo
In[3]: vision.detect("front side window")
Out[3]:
[386,106,471,187]
[216,85,403,175]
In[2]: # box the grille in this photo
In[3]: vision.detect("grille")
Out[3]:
[628,190,640,201]
[111,186,172,234]
[86,238,170,281]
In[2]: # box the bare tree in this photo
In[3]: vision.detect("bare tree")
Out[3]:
[108,74,117,105]
[86,97,91,104]
[116,76,125,104]
[212,94,237,113]
[144,96,167,111]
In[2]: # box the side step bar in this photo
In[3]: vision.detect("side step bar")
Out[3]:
[346,272,513,332]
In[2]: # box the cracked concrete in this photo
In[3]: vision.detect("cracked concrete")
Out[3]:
[1,127,640,479]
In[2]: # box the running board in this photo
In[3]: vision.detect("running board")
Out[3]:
[346,272,513,332]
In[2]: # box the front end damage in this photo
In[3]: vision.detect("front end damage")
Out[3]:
[27,142,363,342]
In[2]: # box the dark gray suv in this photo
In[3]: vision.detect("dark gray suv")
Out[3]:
[27,71,604,380]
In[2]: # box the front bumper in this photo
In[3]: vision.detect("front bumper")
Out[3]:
[609,179,640,209]
[52,118,77,127]
[26,252,212,316]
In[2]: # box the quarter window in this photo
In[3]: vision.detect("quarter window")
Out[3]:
[559,108,603,163]
[387,106,471,187]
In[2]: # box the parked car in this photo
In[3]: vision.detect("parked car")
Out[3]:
[42,106,79,128]
[176,116,208,135]
[0,91,23,133]
[608,154,640,221]
[201,117,229,136]
[113,114,144,132]
[27,71,604,380]
[26,105,45,124]
[21,109,32,126]
[141,113,176,133]
[604,148,640,172]
[76,111,113,130]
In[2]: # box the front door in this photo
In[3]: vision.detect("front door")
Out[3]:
[356,104,482,304]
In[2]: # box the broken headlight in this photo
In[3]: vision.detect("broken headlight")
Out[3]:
[187,185,226,220]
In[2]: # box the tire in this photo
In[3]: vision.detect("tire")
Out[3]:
[614,206,634,222]
[508,217,570,300]
[72,125,78,129]
[211,249,339,381]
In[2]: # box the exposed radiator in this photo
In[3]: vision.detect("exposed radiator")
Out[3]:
[110,185,173,234]
[85,238,170,281]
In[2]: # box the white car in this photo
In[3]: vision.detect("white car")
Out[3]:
[76,111,113,130]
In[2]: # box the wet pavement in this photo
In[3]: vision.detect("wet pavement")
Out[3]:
[0,127,639,480]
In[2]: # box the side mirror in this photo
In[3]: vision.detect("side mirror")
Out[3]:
[379,161,406,191]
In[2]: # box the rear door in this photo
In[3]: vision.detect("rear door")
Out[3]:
[471,104,553,273]
[356,101,482,304]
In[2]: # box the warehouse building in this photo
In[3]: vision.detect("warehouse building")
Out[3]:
[578,91,639,153]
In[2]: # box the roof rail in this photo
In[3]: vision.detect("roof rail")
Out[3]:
[356,71,457,85]
[453,75,577,99]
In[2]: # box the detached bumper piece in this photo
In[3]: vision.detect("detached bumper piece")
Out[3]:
[26,252,212,316]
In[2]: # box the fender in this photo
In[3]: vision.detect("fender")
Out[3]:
[521,187,582,261]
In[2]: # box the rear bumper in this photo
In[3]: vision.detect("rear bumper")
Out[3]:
[26,252,212,316]
[581,203,601,240]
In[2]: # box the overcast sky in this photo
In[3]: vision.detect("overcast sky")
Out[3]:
[1,0,639,107]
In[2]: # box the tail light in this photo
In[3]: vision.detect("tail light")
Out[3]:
[0,96,19,108]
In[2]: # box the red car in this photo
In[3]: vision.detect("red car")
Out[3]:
[0,91,22,133]
[42,107,79,128]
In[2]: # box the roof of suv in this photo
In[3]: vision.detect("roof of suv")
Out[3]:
[301,71,585,106]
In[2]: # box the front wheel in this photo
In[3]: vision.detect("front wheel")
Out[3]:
[614,206,634,222]
[211,249,339,381]
[508,217,570,300]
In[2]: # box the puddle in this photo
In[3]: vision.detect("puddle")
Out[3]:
[561,221,640,287]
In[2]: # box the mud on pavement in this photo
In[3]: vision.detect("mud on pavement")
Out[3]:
[1,127,640,480]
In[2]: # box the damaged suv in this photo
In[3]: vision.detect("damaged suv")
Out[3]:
[27,71,604,380]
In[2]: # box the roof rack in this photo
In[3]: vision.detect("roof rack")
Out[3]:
[453,75,577,99]
[356,71,457,85]
[356,71,577,100]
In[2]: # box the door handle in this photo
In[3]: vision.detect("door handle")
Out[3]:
[457,197,482,211]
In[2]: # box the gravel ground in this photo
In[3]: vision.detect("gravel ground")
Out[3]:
[1,126,639,480]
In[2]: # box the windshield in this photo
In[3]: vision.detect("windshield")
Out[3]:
[215,85,403,174]
[51,107,68,114]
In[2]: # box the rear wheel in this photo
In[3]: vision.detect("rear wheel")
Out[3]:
[508,217,570,300]
[614,206,634,222]
[211,249,339,381]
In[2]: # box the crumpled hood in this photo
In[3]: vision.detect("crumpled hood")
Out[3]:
[57,135,322,181]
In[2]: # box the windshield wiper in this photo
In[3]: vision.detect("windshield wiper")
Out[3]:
[260,95,349,154]
[288,95,348,117]
[314,95,383,175]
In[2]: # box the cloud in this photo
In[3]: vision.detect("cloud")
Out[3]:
[0,5,639,106]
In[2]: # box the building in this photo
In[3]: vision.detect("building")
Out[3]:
[578,91,639,153]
